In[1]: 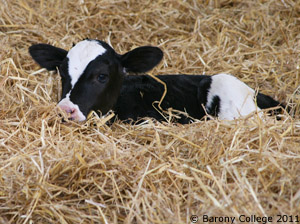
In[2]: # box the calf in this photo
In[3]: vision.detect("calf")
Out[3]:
[29,39,284,123]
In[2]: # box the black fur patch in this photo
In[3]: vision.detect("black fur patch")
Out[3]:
[206,95,220,116]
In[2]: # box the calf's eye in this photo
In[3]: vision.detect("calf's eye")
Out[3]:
[97,74,108,83]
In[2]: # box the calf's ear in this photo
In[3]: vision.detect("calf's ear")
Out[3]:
[29,44,68,71]
[120,46,163,73]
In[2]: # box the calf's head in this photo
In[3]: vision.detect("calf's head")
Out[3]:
[29,39,163,121]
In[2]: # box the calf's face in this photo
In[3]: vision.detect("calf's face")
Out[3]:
[29,39,163,121]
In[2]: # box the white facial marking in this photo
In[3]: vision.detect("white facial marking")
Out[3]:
[207,73,260,120]
[67,40,106,88]
[58,93,86,121]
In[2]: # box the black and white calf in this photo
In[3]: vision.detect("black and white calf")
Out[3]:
[29,39,284,123]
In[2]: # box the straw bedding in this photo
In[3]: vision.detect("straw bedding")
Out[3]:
[1,0,300,223]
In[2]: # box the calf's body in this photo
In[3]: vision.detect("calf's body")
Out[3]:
[115,74,207,123]
[115,74,282,123]
[28,39,284,123]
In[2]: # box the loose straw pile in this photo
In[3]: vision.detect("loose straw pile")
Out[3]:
[0,0,299,223]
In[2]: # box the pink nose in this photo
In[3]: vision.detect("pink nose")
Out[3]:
[59,105,76,114]
[59,105,77,120]
[57,98,87,121]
